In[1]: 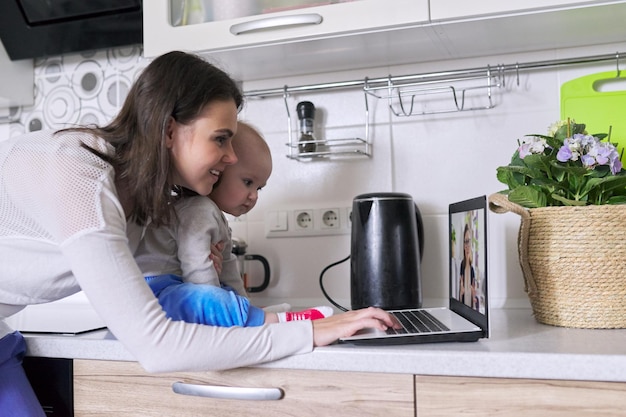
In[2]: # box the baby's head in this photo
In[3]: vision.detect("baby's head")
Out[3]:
[210,121,272,217]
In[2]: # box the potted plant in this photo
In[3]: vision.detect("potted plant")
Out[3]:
[489,119,626,328]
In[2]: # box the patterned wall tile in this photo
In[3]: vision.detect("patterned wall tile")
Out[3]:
[10,45,147,138]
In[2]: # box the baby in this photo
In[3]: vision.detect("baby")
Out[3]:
[135,121,332,325]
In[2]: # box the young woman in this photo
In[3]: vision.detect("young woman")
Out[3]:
[459,223,477,309]
[0,51,396,415]
[137,121,333,326]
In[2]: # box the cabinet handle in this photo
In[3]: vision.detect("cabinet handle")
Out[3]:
[172,381,284,401]
[230,13,323,35]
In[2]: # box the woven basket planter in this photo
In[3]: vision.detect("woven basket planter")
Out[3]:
[489,193,626,329]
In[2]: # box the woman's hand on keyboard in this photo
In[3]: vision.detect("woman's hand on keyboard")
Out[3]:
[312,307,401,347]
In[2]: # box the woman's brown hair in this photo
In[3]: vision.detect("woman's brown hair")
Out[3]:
[61,51,243,226]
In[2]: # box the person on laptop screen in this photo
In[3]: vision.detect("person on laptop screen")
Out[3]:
[454,213,485,314]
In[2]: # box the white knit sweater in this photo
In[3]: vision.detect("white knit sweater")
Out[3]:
[0,130,312,372]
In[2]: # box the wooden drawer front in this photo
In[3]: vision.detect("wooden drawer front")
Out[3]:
[416,375,626,417]
[74,360,414,417]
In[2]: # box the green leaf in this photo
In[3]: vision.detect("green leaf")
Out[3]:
[551,194,587,206]
[573,123,586,135]
[583,175,626,193]
[585,165,611,179]
[607,195,626,204]
[594,133,608,141]
[496,167,522,188]
[521,153,552,174]
[550,161,589,177]
[508,186,548,208]
[538,134,563,150]
[586,175,626,203]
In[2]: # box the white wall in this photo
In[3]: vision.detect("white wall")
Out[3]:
[236,41,626,310]
[2,40,624,310]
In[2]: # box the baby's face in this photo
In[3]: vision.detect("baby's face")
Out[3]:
[210,151,272,217]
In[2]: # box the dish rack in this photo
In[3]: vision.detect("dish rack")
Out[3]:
[363,65,505,117]
[242,51,624,161]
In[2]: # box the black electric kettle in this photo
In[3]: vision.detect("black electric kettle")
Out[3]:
[231,238,270,293]
[350,192,424,310]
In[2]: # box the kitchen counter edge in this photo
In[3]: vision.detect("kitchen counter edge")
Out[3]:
[22,308,626,383]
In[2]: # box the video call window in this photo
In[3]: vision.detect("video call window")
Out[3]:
[450,208,486,314]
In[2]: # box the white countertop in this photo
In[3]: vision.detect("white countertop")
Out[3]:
[21,308,626,383]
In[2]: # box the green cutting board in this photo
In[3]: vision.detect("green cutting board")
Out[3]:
[560,71,626,154]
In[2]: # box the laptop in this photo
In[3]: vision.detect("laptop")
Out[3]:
[340,195,489,345]
[6,303,107,335]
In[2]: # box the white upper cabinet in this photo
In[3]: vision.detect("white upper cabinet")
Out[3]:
[143,0,626,81]
[143,0,433,80]
[428,0,626,61]
[149,0,429,50]
[0,41,33,109]
[429,0,618,20]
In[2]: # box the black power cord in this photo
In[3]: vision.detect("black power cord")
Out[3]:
[319,254,350,312]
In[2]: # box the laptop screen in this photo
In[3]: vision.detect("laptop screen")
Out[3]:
[449,196,489,336]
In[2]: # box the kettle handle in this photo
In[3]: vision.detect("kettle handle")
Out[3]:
[245,254,271,293]
[415,204,424,260]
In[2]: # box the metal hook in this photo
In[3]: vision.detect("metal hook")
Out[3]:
[282,85,291,118]
[282,85,295,158]
[362,77,371,147]
[617,52,621,77]
[515,63,520,86]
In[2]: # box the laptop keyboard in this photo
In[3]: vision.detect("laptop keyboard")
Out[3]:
[386,310,450,335]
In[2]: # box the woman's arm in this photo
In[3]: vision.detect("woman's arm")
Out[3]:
[63,207,312,373]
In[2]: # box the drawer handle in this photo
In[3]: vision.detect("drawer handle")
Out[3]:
[230,13,323,35]
[172,382,284,401]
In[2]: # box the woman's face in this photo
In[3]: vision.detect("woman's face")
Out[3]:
[166,99,239,196]
[464,229,472,260]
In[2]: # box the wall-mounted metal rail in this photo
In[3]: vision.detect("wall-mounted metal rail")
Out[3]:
[244,51,623,161]
[244,51,624,99]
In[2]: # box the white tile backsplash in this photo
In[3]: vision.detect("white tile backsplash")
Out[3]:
[242,41,626,309]
[3,40,625,311]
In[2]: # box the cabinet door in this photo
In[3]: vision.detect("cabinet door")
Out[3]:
[74,360,414,417]
[415,375,626,417]
[0,41,33,108]
[427,1,626,61]
[143,0,429,58]
[429,0,622,20]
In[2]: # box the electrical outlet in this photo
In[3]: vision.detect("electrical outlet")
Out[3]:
[320,208,340,229]
[265,206,352,237]
[294,209,314,230]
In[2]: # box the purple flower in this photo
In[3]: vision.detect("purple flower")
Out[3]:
[557,145,572,162]
[595,146,611,165]
[518,136,549,159]
[611,157,622,175]
[518,143,531,159]
[555,134,622,173]
[581,154,596,168]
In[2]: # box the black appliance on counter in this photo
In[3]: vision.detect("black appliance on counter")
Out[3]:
[0,0,143,61]
[350,192,424,311]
